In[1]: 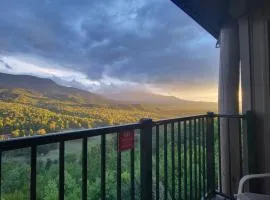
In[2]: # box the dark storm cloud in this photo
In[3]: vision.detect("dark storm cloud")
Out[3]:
[0,0,219,86]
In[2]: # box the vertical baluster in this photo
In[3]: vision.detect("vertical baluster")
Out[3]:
[130,143,135,200]
[59,141,65,200]
[206,113,215,195]
[156,125,160,200]
[101,135,106,200]
[171,122,175,200]
[184,120,187,200]
[177,121,182,199]
[227,118,232,194]
[189,120,193,200]
[164,123,168,200]
[239,118,243,177]
[194,119,197,199]
[198,118,202,197]
[117,133,122,200]
[31,145,37,200]
[202,117,206,197]
[0,150,2,200]
[82,137,88,200]
[218,117,222,192]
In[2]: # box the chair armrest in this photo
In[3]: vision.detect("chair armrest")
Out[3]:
[238,173,270,194]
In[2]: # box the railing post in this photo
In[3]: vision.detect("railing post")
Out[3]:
[246,111,257,192]
[140,118,153,200]
[206,112,215,196]
[246,111,256,174]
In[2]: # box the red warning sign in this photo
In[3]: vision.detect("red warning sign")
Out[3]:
[118,130,135,152]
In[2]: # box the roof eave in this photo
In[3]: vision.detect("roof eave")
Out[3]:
[171,0,220,39]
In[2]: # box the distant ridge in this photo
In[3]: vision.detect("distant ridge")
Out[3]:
[103,91,211,105]
[0,73,110,104]
[0,72,217,112]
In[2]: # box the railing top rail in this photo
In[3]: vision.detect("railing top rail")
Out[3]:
[0,122,141,151]
[153,114,208,125]
[0,113,246,151]
[153,113,246,126]
[213,114,246,119]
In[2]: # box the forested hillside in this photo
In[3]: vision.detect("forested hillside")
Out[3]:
[0,73,217,139]
[0,73,218,200]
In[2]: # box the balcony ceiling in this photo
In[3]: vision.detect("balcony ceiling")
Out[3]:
[171,0,229,39]
[172,0,267,39]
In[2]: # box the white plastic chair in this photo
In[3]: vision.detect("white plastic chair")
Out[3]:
[236,173,270,200]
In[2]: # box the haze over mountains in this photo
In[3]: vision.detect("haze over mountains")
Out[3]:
[0,73,217,109]
[0,72,217,140]
[104,91,191,104]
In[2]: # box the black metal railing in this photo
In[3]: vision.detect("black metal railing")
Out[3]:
[0,113,247,200]
[152,113,246,200]
[153,114,208,200]
[214,114,246,195]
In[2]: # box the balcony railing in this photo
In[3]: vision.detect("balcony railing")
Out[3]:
[0,113,247,200]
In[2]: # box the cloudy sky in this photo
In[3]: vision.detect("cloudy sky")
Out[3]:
[0,0,219,102]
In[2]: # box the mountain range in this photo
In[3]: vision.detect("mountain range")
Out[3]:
[0,72,217,112]
[0,73,109,104]
[103,91,191,104]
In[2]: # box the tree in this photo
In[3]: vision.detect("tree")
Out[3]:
[0,119,3,129]
[38,129,46,135]
[29,129,34,135]
[11,129,20,137]
[49,121,56,131]
[43,180,58,200]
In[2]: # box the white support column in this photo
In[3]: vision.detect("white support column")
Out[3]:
[219,21,240,195]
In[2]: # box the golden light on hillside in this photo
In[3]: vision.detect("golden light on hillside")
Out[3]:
[149,84,218,102]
